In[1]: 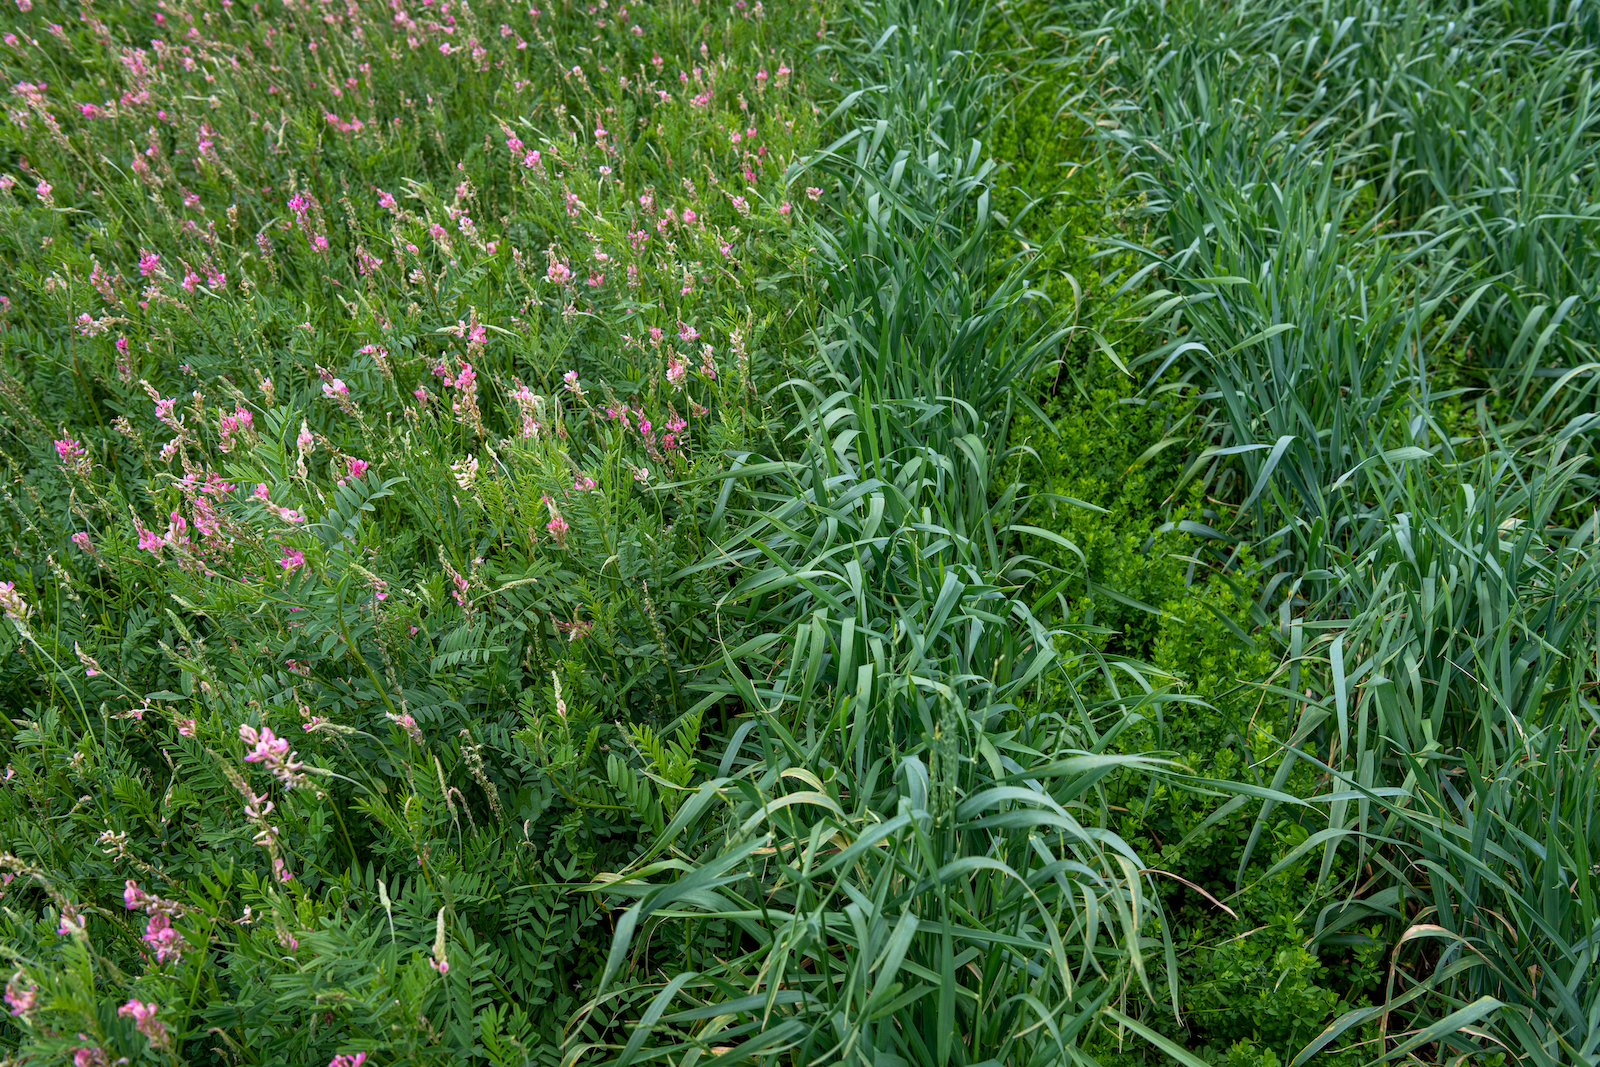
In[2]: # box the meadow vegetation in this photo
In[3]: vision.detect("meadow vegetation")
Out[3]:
[1,0,1598,1064]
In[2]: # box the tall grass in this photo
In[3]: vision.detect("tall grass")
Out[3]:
[569,2,1223,1063]
[1046,0,1600,1059]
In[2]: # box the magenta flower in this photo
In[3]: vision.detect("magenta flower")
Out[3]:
[143,913,184,964]
[138,250,161,276]
[4,976,37,1017]
[329,1055,368,1067]
[279,548,305,572]
[124,878,152,910]
[347,457,369,479]
[54,437,84,459]
[543,496,569,548]
[118,999,170,1048]
[677,321,700,343]
[136,524,165,557]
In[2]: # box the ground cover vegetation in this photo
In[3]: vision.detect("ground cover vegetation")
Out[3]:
[1,0,1598,1063]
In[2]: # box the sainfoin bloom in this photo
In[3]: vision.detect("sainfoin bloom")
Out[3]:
[240,723,308,787]
[118,999,170,1049]
[143,913,184,964]
[0,582,30,624]
[329,1055,368,1067]
[4,976,37,1017]
[279,547,305,572]
[543,496,569,547]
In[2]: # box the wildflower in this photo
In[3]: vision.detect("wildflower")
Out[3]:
[346,457,369,479]
[142,914,184,964]
[239,723,309,788]
[377,189,397,212]
[137,523,165,557]
[430,908,450,974]
[181,270,200,291]
[322,379,348,399]
[666,354,688,389]
[806,186,822,200]
[0,582,31,623]
[555,614,594,642]
[574,473,597,492]
[71,531,95,555]
[178,719,196,737]
[138,250,162,276]
[124,879,153,911]
[780,201,791,216]
[57,905,86,937]
[34,180,51,206]
[117,999,170,1049]
[451,455,479,489]
[279,548,305,572]
[54,436,84,460]
[546,260,573,285]
[329,1055,368,1067]
[73,1048,108,1067]
[677,321,700,343]
[4,976,37,1018]
[543,496,569,547]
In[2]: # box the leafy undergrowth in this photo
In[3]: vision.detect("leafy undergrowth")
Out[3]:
[3,0,1599,1063]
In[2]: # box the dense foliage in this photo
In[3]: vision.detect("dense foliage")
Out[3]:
[3,0,1599,1064]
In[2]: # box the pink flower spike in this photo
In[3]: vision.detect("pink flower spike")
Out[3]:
[279,548,305,572]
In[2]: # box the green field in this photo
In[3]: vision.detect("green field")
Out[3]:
[2,0,1597,1063]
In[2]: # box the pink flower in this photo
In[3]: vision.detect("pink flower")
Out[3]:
[378,189,397,211]
[279,548,305,572]
[142,913,184,963]
[780,202,791,216]
[240,723,308,788]
[677,321,700,343]
[329,1055,368,1067]
[0,582,29,624]
[546,261,573,285]
[346,457,369,479]
[34,180,51,206]
[543,496,569,548]
[178,718,196,737]
[137,523,165,557]
[57,905,86,937]
[118,999,170,1048]
[806,187,822,200]
[181,270,200,291]
[4,977,37,1017]
[73,1049,109,1067]
[54,437,84,460]
[71,531,94,554]
[138,250,161,276]
[124,879,153,911]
